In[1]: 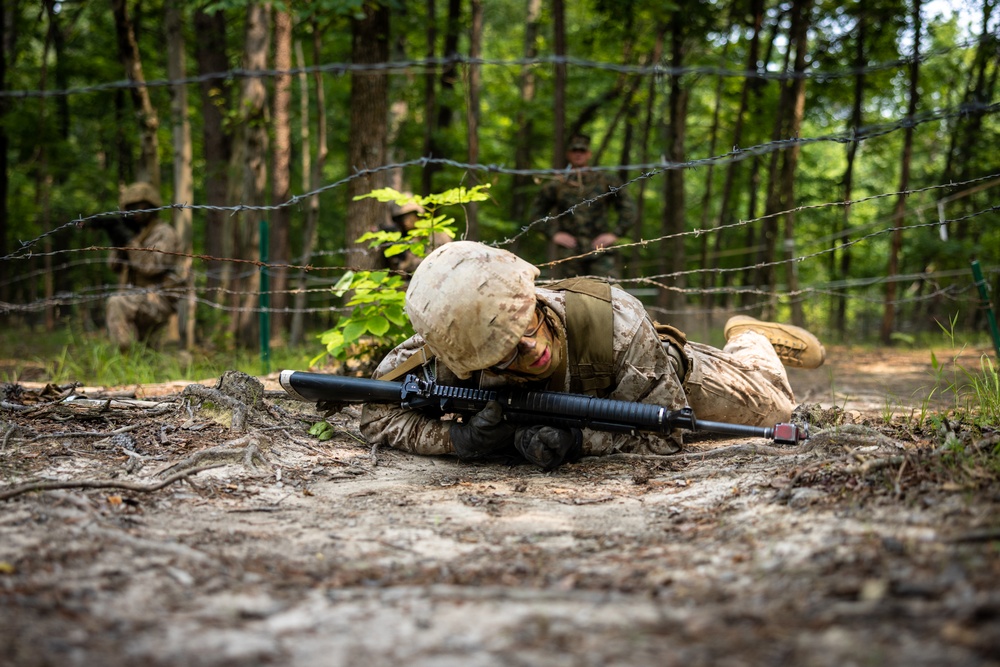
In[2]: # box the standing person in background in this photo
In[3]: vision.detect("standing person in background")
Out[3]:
[529,134,636,279]
[379,194,452,276]
[101,182,184,351]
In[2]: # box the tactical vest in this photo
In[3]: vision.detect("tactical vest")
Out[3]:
[547,277,615,397]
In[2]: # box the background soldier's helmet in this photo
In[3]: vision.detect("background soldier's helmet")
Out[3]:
[120,181,163,209]
[390,195,424,220]
[406,241,539,379]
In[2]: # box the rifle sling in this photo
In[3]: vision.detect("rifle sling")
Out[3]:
[380,344,435,382]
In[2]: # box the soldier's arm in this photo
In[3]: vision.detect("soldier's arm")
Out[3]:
[358,336,457,456]
[126,225,181,280]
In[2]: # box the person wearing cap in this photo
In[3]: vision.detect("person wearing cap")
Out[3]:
[359,241,825,471]
[529,134,636,279]
[102,182,184,351]
[378,194,451,275]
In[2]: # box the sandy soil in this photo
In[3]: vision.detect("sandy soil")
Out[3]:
[1,345,999,667]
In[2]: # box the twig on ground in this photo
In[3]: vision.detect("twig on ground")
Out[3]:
[0,463,226,501]
[155,433,272,477]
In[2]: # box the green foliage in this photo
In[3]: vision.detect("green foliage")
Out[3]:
[313,185,490,366]
[929,313,1000,429]
[0,326,315,387]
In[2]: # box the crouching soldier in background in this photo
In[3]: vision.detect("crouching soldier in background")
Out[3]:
[102,182,184,351]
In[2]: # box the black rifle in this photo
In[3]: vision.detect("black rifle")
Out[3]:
[279,370,807,445]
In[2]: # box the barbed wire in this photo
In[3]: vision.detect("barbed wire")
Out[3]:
[4,98,995,263]
[3,170,997,306]
[0,36,987,100]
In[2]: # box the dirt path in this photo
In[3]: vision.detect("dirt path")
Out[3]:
[1,347,998,666]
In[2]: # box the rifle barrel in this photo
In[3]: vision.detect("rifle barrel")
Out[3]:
[279,370,403,404]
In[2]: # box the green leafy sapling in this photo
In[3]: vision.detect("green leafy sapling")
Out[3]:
[313,185,491,366]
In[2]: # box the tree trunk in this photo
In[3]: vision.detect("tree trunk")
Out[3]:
[0,4,11,289]
[713,0,763,309]
[836,6,866,338]
[552,0,566,169]
[628,26,665,278]
[165,5,194,349]
[421,0,438,196]
[658,14,687,314]
[291,28,329,349]
[270,8,293,343]
[755,9,795,318]
[780,0,811,328]
[111,0,159,188]
[511,0,542,225]
[698,4,735,321]
[880,0,921,345]
[347,2,389,270]
[230,3,269,347]
[194,9,232,302]
[465,0,483,239]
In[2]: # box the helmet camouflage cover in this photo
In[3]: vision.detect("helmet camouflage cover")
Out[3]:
[405,241,539,379]
[120,182,163,209]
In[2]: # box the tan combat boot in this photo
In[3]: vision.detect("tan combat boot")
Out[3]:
[724,316,826,369]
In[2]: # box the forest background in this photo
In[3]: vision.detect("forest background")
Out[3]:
[0,0,997,376]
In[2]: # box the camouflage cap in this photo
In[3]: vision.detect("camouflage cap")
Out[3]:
[120,182,162,209]
[568,134,591,151]
[405,241,539,379]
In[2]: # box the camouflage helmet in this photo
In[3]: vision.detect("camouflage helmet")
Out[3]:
[405,241,539,379]
[120,182,162,209]
[390,195,424,219]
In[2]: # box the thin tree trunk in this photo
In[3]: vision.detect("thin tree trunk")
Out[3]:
[835,6,866,338]
[658,14,687,314]
[347,3,389,270]
[552,0,566,169]
[880,0,921,345]
[111,0,159,188]
[270,8,292,343]
[291,28,329,348]
[511,0,542,225]
[166,5,194,349]
[465,0,483,239]
[194,9,232,303]
[714,0,764,310]
[0,2,7,285]
[698,5,735,323]
[629,26,665,278]
[781,0,811,328]
[230,3,269,347]
[755,10,795,318]
[422,0,438,196]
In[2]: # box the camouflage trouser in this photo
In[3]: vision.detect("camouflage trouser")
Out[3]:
[106,291,176,350]
[682,331,795,426]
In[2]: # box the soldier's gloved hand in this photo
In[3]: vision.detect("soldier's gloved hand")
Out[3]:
[449,401,517,461]
[514,425,583,471]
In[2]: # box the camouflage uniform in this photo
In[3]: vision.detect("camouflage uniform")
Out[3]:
[359,286,794,458]
[106,220,183,349]
[530,169,637,278]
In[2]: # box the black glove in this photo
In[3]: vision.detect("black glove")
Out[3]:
[514,425,583,471]
[449,401,517,461]
[94,216,133,247]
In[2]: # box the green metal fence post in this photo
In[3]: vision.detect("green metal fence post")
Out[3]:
[971,259,1000,363]
[259,219,271,375]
